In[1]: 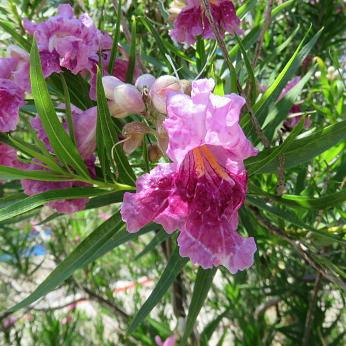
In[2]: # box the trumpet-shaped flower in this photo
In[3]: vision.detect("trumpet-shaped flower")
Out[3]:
[121,79,257,274]
[170,0,242,45]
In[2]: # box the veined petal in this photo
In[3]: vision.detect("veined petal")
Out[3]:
[120,164,186,233]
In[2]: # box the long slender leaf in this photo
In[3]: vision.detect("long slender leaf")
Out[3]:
[108,0,122,74]
[128,248,188,333]
[180,268,217,345]
[5,213,125,313]
[30,39,89,178]
[96,67,136,184]
[246,120,346,173]
[0,187,109,222]
[247,117,304,175]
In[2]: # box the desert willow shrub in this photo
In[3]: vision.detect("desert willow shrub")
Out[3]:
[0,0,345,345]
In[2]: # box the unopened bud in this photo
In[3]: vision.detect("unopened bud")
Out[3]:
[122,122,152,155]
[102,76,123,100]
[148,143,162,162]
[150,75,181,114]
[113,84,145,116]
[135,74,156,93]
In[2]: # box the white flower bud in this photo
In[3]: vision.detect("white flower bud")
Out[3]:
[113,84,145,115]
[135,74,156,92]
[149,75,182,114]
[102,76,123,100]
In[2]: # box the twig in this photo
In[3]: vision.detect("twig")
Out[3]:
[82,286,129,321]
[302,274,322,346]
[248,206,346,290]
[199,0,271,148]
[253,0,275,67]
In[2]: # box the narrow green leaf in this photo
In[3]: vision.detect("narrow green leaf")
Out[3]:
[126,16,136,83]
[5,213,124,313]
[235,33,257,104]
[0,165,74,181]
[263,71,313,140]
[108,0,122,74]
[135,229,170,260]
[0,187,109,222]
[60,74,76,145]
[247,117,304,175]
[247,120,346,173]
[30,39,89,178]
[96,67,136,184]
[0,20,31,51]
[242,28,322,135]
[180,268,217,345]
[246,196,346,244]
[128,248,188,333]
[200,309,230,346]
[282,189,346,210]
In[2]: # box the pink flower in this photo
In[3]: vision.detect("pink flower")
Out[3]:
[23,106,97,214]
[21,163,92,214]
[0,79,25,132]
[170,0,242,45]
[23,4,112,76]
[32,106,97,160]
[155,335,177,346]
[121,79,257,274]
[7,45,31,92]
[0,143,18,168]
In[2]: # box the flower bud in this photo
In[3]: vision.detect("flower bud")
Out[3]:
[149,75,181,114]
[150,76,192,114]
[135,74,156,92]
[122,121,152,155]
[148,143,163,162]
[113,83,145,116]
[102,76,123,100]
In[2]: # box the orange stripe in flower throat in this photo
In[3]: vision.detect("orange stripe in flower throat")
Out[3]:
[192,146,230,181]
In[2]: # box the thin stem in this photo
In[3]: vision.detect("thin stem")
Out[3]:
[248,205,346,289]
[302,274,322,346]
[253,0,275,68]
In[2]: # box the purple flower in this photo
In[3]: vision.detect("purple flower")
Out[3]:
[0,79,25,132]
[23,4,112,76]
[170,0,242,45]
[31,106,97,160]
[155,335,177,346]
[23,106,97,214]
[21,166,90,214]
[121,79,257,274]
[0,143,18,168]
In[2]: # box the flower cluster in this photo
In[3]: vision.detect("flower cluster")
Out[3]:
[0,2,264,274]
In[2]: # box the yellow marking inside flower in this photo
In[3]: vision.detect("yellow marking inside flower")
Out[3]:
[209,0,219,5]
[193,147,205,177]
[192,146,230,181]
